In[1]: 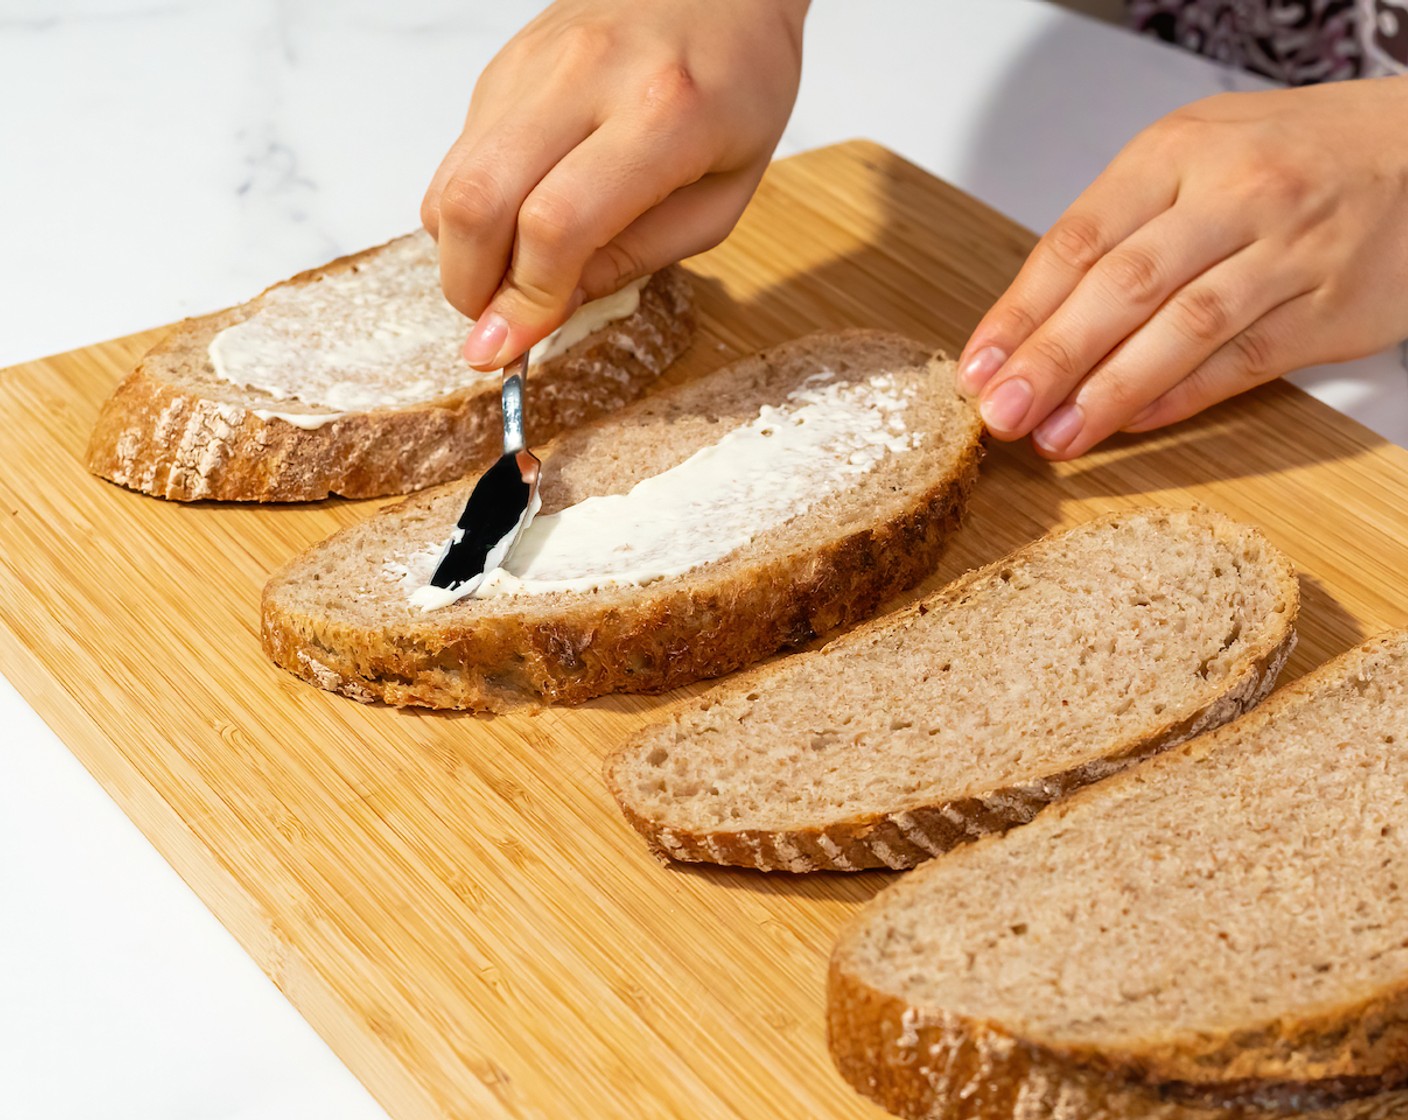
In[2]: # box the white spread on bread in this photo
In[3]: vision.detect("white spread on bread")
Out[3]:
[387,371,921,610]
[250,407,350,429]
[207,231,649,426]
[407,492,543,611]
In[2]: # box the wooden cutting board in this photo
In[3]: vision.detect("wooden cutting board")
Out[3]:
[4,141,1408,1120]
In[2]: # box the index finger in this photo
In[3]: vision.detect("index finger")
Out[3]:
[957,147,1180,396]
[470,112,718,367]
[423,97,596,320]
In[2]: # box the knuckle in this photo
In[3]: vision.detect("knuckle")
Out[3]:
[1025,333,1083,382]
[591,240,648,296]
[1101,246,1163,304]
[552,21,616,68]
[1173,285,1235,344]
[473,49,516,93]
[502,270,564,316]
[1144,111,1196,150]
[419,192,440,238]
[1172,93,1232,124]
[517,191,579,254]
[1170,94,1220,119]
[1043,214,1107,273]
[1246,160,1313,209]
[639,63,701,121]
[1139,97,1231,156]
[437,170,505,233]
[994,300,1040,342]
[1093,369,1144,415]
[1228,326,1277,381]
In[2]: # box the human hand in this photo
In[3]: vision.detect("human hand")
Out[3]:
[955,77,1408,459]
[423,0,809,370]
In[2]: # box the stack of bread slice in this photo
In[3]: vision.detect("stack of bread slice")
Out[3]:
[828,629,1408,1120]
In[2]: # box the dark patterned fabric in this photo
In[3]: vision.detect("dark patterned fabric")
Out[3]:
[1128,0,1408,83]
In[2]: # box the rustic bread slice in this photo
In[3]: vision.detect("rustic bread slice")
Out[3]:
[828,629,1408,1120]
[606,507,1298,872]
[86,231,694,501]
[261,329,984,711]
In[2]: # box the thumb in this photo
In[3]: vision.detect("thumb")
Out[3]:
[461,277,584,371]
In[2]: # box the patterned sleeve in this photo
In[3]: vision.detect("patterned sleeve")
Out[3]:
[1127,0,1408,83]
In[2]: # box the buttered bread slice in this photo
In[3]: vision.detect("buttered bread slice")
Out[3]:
[261,330,984,710]
[607,508,1298,872]
[829,629,1408,1120]
[87,231,694,501]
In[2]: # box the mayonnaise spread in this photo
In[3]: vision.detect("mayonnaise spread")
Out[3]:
[386,371,921,610]
[207,232,650,427]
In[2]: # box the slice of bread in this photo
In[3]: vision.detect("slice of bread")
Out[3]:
[606,508,1299,872]
[261,330,984,711]
[86,231,694,501]
[828,629,1408,1120]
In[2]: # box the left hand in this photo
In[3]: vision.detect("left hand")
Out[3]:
[955,76,1408,459]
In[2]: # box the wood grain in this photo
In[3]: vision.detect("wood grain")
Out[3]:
[3,141,1408,1120]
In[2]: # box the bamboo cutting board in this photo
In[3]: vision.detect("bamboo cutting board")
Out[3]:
[4,141,1408,1120]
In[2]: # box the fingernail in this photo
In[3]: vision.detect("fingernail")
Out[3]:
[1033,403,1084,454]
[463,310,508,368]
[980,377,1033,432]
[957,346,1007,396]
[1126,403,1158,430]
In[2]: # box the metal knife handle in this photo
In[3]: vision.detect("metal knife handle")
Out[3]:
[501,351,528,456]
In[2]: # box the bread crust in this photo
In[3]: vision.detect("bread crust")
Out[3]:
[259,329,986,711]
[605,510,1300,873]
[826,966,1408,1120]
[85,242,694,502]
[826,632,1408,1119]
[259,438,983,711]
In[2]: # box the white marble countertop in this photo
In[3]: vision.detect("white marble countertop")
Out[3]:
[3,2,1405,1117]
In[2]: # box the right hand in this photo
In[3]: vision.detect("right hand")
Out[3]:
[423,0,810,370]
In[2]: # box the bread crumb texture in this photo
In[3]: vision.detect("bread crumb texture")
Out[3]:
[609,506,1298,873]
[829,629,1408,1120]
[86,236,695,501]
[261,330,983,709]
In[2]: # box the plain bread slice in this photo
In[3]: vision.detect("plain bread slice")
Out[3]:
[607,507,1299,872]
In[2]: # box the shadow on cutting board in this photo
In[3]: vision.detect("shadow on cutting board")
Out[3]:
[1057,392,1391,492]
[665,858,897,906]
[1286,573,1368,682]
